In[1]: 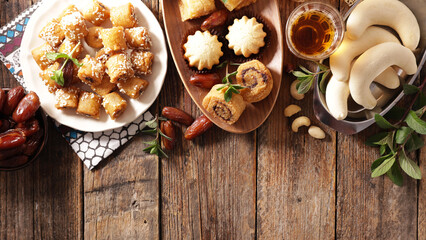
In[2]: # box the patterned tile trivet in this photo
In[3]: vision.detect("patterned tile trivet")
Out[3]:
[0,1,154,170]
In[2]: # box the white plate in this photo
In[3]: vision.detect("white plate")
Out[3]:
[20,0,167,132]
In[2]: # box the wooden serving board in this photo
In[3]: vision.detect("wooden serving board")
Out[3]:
[162,0,283,134]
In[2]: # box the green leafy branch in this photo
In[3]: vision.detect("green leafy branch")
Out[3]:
[217,71,246,102]
[46,42,82,86]
[366,78,426,186]
[291,61,331,94]
[216,62,246,102]
[142,115,172,158]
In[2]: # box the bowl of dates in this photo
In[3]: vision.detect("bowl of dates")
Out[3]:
[0,86,48,171]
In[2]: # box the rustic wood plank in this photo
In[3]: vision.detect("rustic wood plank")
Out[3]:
[83,132,159,240]
[32,127,84,240]
[256,1,337,239]
[159,43,257,240]
[336,131,418,239]
[418,139,425,240]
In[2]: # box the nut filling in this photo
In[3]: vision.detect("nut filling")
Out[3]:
[241,67,268,89]
[212,102,233,121]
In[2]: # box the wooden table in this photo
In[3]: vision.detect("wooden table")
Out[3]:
[0,0,424,239]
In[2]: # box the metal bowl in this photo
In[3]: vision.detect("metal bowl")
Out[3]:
[313,0,426,135]
[0,88,49,171]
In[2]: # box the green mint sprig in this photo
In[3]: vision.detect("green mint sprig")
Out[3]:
[291,61,330,94]
[142,115,171,158]
[46,42,82,86]
[366,78,426,186]
[216,71,246,102]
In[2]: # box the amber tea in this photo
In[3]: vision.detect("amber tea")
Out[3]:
[285,2,344,60]
[290,11,335,56]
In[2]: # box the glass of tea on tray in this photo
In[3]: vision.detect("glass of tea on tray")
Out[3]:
[285,2,344,61]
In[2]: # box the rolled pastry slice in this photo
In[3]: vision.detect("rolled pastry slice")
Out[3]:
[31,43,55,70]
[100,27,127,53]
[55,87,80,109]
[105,53,134,83]
[76,92,102,119]
[330,26,400,82]
[346,0,420,50]
[81,0,110,26]
[202,84,246,124]
[325,76,350,120]
[59,10,88,41]
[110,3,137,28]
[117,77,149,99]
[85,27,104,49]
[39,18,65,48]
[77,55,105,86]
[125,27,151,50]
[236,60,273,103]
[102,92,127,120]
[349,42,417,110]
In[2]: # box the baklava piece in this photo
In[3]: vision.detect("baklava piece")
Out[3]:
[39,18,65,48]
[91,76,117,96]
[81,0,110,26]
[85,27,104,49]
[100,27,127,53]
[178,0,216,21]
[58,38,83,59]
[77,55,105,86]
[105,53,134,83]
[221,0,257,11]
[117,77,149,99]
[183,30,223,70]
[226,16,266,57]
[39,62,60,93]
[102,92,127,120]
[55,87,80,109]
[31,43,56,70]
[95,48,112,64]
[131,50,154,75]
[59,9,88,41]
[76,92,102,119]
[110,3,138,28]
[125,27,151,49]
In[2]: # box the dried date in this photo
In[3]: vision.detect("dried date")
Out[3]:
[184,115,214,140]
[2,86,25,115]
[189,73,221,89]
[162,107,194,126]
[16,118,40,137]
[12,91,40,123]
[161,120,176,150]
[201,9,229,31]
[0,129,26,150]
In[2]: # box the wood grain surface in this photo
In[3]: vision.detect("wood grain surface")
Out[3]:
[0,0,424,239]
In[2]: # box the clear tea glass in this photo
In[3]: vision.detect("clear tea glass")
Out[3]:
[285,2,344,61]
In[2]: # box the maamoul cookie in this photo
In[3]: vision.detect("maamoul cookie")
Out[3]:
[226,16,266,57]
[236,60,273,103]
[183,30,223,70]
